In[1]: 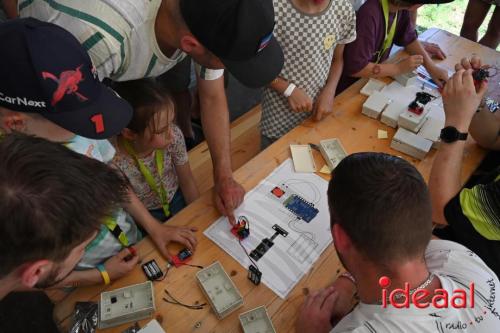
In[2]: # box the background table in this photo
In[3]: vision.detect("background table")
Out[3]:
[54,29,499,333]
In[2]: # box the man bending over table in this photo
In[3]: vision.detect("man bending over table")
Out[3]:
[18,0,285,224]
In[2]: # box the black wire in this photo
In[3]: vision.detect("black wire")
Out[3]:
[236,217,260,272]
[153,265,170,282]
[163,289,207,310]
[238,239,259,270]
[162,298,206,310]
[488,66,499,78]
[176,263,204,269]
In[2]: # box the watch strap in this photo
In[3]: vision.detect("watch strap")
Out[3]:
[457,132,468,140]
[440,126,468,143]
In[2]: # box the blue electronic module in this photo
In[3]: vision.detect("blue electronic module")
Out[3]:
[283,194,318,223]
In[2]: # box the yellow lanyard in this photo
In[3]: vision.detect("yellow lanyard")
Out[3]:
[376,0,399,63]
[122,139,170,218]
[55,138,131,249]
[104,216,130,247]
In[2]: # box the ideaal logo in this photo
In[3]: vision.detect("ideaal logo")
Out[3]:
[379,276,475,309]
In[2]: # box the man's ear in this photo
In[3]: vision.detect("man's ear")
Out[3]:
[19,260,51,288]
[1,113,28,132]
[121,128,138,141]
[333,223,352,253]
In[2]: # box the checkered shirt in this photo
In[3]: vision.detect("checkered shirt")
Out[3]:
[261,0,356,139]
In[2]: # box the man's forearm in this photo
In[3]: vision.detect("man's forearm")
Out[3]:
[198,76,232,180]
[428,119,469,225]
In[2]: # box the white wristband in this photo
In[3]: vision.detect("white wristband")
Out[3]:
[283,83,296,98]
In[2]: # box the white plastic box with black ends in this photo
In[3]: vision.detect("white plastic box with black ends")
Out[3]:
[360,78,387,96]
[239,306,277,333]
[393,71,418,87]
[98,281,155,329]
[196,261,243,319]
[319,138,348,171]
[391,127,433,160]
[398,105,431,133]
[362,91,390,119]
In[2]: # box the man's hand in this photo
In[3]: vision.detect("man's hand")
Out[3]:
[455,55,484,71]
[426,64,449,88]
[149,224,198,262]
[313,88,335,121]
[422,41,446,60]
[288,86,313,113]
[397,55,424,74]
[295,287,338,333]
[104,248,140,281]
[442,68,488,131]
[214,176,245,225]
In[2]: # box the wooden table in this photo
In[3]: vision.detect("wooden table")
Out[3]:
[54,29,499,333]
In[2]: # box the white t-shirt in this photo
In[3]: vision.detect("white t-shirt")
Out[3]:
[65,136,140,269]
[349,0,367,11]
[65,135,116,163]
[19,0,223,82]
[333,240,500,332]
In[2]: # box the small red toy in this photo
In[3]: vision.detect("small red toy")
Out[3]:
[408,101,424,115]
[408,92,435,115]
[124,246,137,262]
[231,216,250,240]
[171,248,193,268]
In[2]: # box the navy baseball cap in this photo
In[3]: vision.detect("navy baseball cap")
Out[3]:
[180,0,284,88]
[0,18,132,139]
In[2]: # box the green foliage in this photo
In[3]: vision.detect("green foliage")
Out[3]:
[416,0,498,50]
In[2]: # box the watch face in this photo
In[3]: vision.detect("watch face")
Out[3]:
[441,126,459,143]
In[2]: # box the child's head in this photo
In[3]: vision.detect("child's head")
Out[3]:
[0,18,132,141]
[113,79,176,150]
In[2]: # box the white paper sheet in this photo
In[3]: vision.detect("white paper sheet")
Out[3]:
[204,159,332,299]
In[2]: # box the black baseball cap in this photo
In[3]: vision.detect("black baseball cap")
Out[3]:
[180,0,284,88]
[0,18,132,139]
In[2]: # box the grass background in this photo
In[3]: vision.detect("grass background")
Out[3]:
[416,0,499,50]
